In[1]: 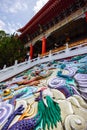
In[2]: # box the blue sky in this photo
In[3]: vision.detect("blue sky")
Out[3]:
[0,0,48,34]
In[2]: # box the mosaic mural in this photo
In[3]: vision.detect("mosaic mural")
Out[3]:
[0,53,87,130]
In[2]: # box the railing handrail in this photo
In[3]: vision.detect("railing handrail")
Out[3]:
[0,42,87,82]
[40,38,87,57]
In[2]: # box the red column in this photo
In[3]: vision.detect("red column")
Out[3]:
[30,44,33,59]
[42,36,46,54]
[85,12,87,22]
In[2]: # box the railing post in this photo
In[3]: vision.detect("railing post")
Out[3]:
[14,60,18,71]
[3,65,6,69]
[14,60,18,66]
[37,55,40,64]
[49,50,52,60]
[66,43,69,53]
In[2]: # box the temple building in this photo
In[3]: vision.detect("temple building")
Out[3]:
[18,0,87,59]
[0,1,87,130]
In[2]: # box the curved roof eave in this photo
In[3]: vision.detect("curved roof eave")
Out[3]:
[19,0,78,38]
[18,0,54,33]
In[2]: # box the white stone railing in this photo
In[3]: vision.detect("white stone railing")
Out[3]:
[0,43,87,82]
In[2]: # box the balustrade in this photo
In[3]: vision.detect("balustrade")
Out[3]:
[0,41,87,82]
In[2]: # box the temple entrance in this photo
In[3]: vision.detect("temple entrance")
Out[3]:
[43,17,87,53]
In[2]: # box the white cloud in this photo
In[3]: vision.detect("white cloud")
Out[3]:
[6,22,22,34]
[0,19,22,34]
[0,20,6,30]
[0,0,28,13]
[33,0,49,14]
[8,1,28,13]
[0,0,49,34]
